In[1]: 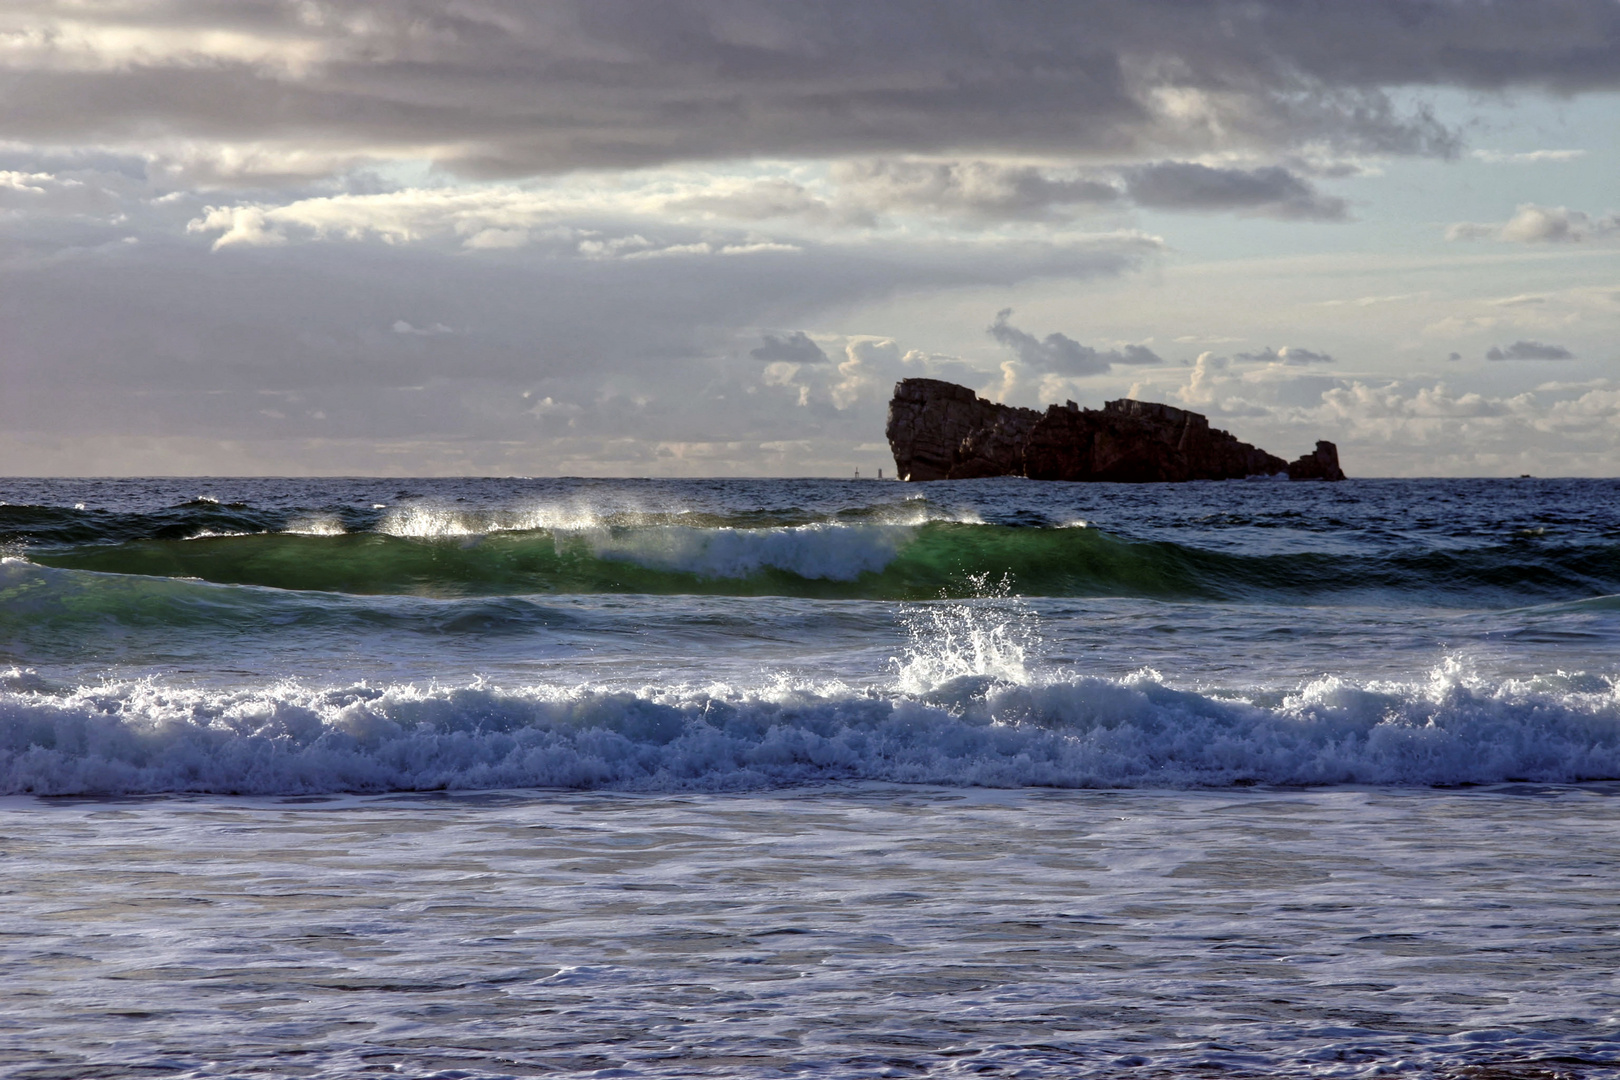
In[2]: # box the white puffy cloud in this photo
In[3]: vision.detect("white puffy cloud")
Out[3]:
[1447,203,1620,243]
[1177,351,1231,407]
[1161,372,1620,475]
[1319,381,1523,424]
[186,204,286,249]
[1102,353,1620,474]
[0,169,55,193]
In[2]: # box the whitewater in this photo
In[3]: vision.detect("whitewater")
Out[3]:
[2,476,1618,1078]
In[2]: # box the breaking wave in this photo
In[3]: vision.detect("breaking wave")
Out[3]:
[3,663,1618,796]
[5,551,1618,795]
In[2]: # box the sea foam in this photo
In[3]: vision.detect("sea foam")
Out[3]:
[3,663,1617,795]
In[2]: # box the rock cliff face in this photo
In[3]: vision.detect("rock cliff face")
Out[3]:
[886,378,1344,483]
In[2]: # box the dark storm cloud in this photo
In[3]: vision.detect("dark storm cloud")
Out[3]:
[989,310,1162,376]
[1486,340,1575,360]
[1124,163,1348,221]
[751,331,829,364]
[9,0,1618,177]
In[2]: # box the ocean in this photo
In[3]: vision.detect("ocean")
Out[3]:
[2,476,1618,1078]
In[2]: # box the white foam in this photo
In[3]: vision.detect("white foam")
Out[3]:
[379,505,513,536]
[374,503,923,581]
[379,503,635,537]
[3,664,1618,795]
[283,516,346,536]
[865,502,986,526]
[375,499,988,540]
[893,574,1036,694]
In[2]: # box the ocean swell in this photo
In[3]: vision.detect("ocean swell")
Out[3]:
[19,521,1620,603]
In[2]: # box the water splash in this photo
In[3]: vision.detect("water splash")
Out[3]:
[284,516,346,536]
[893,573,1042,696]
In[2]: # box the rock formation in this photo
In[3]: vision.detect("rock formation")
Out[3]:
[886,378,1344,482]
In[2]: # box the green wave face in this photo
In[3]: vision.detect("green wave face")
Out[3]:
[20,521,1620,603]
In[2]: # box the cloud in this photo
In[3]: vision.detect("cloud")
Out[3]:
[170,156,1346,243]
[1486,340,1575,361]
[186,187,571,249]
[1124,162,1348,220]
[989,309,1161,376]
[179,184,830,259]
[186,205,285,249]
[463,228,533,250]
[1168,370,1620,474]
[8,2,1620,478]
[832,160,1120,221]
[28,0,1620,181]
[751,331,985,413]
[1307,378,1620,474]
[751,330,829,364]
[1447,203,1620,243]
[1278,347,1333,366]
[392,320,453,335]
[1470,149,1587,164]
[1318,293,1420,308]
[1320,381,1522,423]
[2,194,1160,475]
[823,157,1357,226]
[1177,352,1231,407]
[664,179,852,225]
[1234,345,1335,365]
[0,170,56,193]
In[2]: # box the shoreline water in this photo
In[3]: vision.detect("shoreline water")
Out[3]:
[4,782,1617,1078]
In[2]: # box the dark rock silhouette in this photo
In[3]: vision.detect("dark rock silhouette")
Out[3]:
[886,378,1344,482]
[1285,441,1347,481]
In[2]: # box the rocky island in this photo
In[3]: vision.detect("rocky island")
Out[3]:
[886,378,1344,483]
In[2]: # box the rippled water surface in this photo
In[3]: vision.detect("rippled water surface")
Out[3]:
[3,476,1619,1076]
[5,784,1618,1079]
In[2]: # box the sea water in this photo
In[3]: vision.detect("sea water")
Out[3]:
[2,477,1618,1077]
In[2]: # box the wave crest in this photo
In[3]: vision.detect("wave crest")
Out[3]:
[4,666,1618,796]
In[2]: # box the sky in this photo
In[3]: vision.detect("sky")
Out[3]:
[2,1,1619,478]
